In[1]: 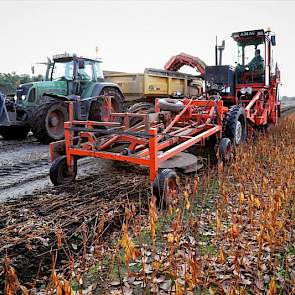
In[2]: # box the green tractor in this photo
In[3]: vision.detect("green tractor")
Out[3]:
[0,53,124,142]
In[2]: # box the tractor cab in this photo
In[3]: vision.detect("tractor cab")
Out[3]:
[50,53,104,83]
[49,53,104,97]
[205,29,277,105]
[232,29,276,96]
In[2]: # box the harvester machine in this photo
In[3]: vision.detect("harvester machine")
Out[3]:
[207,28,280,145]
[49,28,280,205]
[49,96,231,206]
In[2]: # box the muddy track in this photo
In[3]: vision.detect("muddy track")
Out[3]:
[0,136,113,201]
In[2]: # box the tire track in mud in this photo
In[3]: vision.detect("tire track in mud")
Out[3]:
[0,137,113,201]
[0,137,50,201]
[0,159,49,190]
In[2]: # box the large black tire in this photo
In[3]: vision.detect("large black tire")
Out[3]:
[30,97,68,143]
[224,105,247,146]
[127,102,155,126]
[152,169,178,207]
[0,125,30,140]
[89,87,124,122]
[158,98,184,113]
[50,155,77,186]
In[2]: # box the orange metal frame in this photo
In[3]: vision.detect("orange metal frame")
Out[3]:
[52,98,224,182]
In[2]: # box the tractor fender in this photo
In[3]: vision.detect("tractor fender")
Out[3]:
[90,82,124,98]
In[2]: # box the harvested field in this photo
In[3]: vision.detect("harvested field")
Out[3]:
[0,166,149,293]
[0,109,295,294]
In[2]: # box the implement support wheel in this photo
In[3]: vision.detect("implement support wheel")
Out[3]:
[152,169,178,207]
[50,155,77,186]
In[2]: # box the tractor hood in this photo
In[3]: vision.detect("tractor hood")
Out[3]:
[30,80,68,95]
[19,80,68,106]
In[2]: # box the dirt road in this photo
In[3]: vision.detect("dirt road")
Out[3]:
[0,137,112,201]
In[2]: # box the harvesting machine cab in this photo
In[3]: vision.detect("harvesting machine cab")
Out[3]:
[205,29,280,144]
[206,29,279,102]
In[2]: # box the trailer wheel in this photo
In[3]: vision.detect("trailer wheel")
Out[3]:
[128,102,155,126]
[0,125,30,140]
[224,105,247,145]
[50,155,77,186]
[158,98,184,113]
[152,169,178,207]
[219,138,233,163]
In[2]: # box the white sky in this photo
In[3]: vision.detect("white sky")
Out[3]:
[0,0,294,96]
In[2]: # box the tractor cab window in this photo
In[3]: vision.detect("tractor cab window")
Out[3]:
[51,61,74,81]
[78,60,93,81]
[94,62,104,81]
[235,42,265,84]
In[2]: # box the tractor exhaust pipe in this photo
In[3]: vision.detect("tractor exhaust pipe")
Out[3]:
[215,37,225,66]
[215,36,218,66]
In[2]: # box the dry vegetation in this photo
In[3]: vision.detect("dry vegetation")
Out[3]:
[2,116,295,294]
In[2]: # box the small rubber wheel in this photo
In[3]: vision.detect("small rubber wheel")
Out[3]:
[152,169,178,207]
[219,138,233,163]
[158,98,184,113]
[50,155,77,186]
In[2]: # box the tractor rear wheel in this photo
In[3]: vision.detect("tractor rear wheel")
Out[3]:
[153,169,178,208]
[224,105,247,146]
[0,125,30,140]
[50,155,77,186]
[128,102,155,126]
[30,97,68,143]
[89,87,124,122]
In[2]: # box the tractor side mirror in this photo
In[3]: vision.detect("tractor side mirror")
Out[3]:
[31,65,35,75]
[78,59,85,69]
[271,35,276,46]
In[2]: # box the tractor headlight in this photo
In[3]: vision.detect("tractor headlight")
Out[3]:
[240,87,252,95]
[240,87,247,94]
[21,95,26,100]
[246,87,252,94]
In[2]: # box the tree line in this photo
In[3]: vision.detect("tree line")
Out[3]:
[0,72,43,95]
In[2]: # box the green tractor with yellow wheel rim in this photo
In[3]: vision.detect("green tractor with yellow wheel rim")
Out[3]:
[0,53,124,142]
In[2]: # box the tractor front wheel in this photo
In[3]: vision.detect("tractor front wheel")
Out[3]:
[152,169,178,208]
[30,97,68,143]
[50,155,77,186]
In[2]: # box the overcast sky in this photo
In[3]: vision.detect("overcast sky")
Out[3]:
[0,0,294,96]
